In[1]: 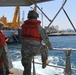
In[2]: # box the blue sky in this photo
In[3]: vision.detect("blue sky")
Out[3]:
[0,0,76,30]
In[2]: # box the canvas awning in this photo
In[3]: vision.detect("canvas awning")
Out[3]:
[0,0,53,6]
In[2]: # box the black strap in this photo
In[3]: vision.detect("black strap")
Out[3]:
[22,35,39,39]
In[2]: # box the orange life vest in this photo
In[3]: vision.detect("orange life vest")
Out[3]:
[0,30,6,46]
[0,57,3,67]
[21,19,42,42]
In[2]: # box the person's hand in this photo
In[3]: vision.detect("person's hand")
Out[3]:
[5,38,9,42]
[47,43,53,50]
[49,46,53,50]
[48,44,53,50]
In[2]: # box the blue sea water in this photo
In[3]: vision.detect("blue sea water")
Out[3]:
[7,35,76,75]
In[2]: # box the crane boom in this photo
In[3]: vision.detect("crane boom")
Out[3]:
[12,6,20,23]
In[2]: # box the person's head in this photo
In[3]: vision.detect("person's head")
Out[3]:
[0,22,4,29]
[27,10,39,19]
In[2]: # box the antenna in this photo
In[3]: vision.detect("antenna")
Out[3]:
[21,11,25,24]
[33,4,37,11]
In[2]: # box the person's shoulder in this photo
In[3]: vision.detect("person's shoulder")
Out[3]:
[36,20,41,23]
[38,25,42,28]
[38,25,44,31]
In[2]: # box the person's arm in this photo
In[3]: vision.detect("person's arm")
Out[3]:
[38,25,53,50]
[5,38,9,42]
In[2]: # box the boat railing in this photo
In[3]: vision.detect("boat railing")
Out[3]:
[32,48,76,75]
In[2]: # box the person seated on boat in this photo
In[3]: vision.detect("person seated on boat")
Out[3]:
[21,10,53,75]
[0,22,14,74]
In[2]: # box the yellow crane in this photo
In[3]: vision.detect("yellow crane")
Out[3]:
[0,6,20,28]
[0,15,8,27]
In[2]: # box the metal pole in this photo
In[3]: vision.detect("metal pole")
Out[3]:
[48,0,67,27]
[64,49,72,75]
[63,8,76,32]
[22,11,25,24]
[28,0,52,22]
[33,57,36,75]
[41,7,43,27]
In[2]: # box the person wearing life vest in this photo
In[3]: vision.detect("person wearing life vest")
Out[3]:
[0,22,14,74]
[21,10,53,75]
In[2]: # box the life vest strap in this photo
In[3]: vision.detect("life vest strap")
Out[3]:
[22,35,40,39]
[22,35,41,42]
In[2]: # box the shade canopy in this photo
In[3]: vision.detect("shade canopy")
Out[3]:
[0,0,53,6]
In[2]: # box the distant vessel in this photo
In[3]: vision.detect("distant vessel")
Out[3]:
[0,6,20,43]
[2,26,18,43]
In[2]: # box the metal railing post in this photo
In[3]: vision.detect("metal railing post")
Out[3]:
[33,57,36,75]
[64,49,72,75]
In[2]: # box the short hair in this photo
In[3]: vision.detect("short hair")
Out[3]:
[27,10,39,19]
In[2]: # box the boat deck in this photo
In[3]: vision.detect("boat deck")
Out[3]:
[9,68,42,75]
